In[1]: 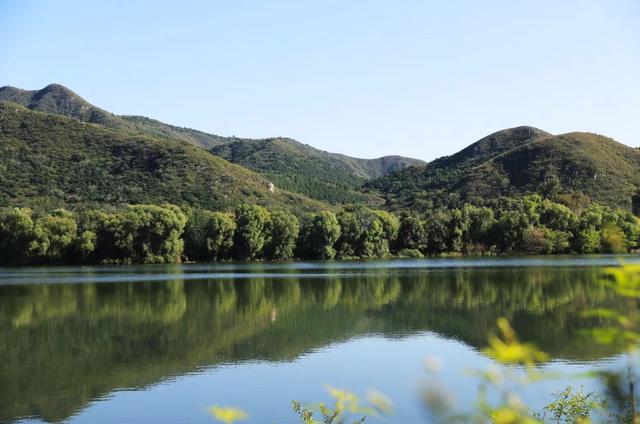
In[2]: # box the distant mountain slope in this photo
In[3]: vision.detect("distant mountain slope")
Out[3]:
[0,84,118,125]
[0,84,228,148]
[211,137,423,204]
[370,127,640,210]
[0,102,325,212]
[0,84,425,202]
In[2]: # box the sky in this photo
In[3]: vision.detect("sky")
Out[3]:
[1,0,639,161]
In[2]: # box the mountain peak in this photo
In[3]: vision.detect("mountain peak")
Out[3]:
[0,83,115,125]
[437,125,551,168]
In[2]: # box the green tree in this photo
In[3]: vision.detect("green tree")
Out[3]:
[111,204,187,263]
[492,210,530,253]
[397,214,427,252]
[0,208,45,265]
[360,219,389,258]
[426,211,449,254]
[265,211,299,260]
[462,204,495,251]
[335,211,362,258]
[297,211,341,259]
[184,210,236,261]
[447,208,468,252]
[632,189,640,217]
[233,204,271,260]
[37,209,78,262]
[372,210,400,247]
[538,199,576,232]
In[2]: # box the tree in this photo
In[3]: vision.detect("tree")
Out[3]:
[397,214,427,252]
[111,204,187,263]
[335,211,362,258]
[540,174,560,199]
[37,209,78,262]
[538,200,576,232]
[0,208,44,265]
[463,204,495,249]
[447,208,468,252]
[265,211,299,260]
[233,204,271,260]
[297,211,341,259]
[600,224,626,253]
[492,211,530,253]
[426,211,449,254]
[360,219,389,258]
[372,210,400,248]
[632,189,640,217]
[184,210,236,261]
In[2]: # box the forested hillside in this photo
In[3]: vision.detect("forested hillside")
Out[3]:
[0,84,229,148]
[211,137,423,204]
[0,84,424,205]
[0,102,325,212]
[370,127,640,211]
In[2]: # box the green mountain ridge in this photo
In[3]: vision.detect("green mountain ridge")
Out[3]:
[0,84,229,148]
[2,83,638,213]
[0,101,325,212]
[211,137,423,204]
[0,84,424,205]
[370,126,640,211]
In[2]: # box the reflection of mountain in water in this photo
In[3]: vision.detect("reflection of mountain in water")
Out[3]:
[0,266,626,422]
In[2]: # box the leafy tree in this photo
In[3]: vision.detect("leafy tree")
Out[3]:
[360,219,389,258]
[335,211,362,258]
[184,210,236,261]
[233,204,271,260]
[37,209,78,262]
[371,210,400,247]
[462,204,495,250]
[397,214,427,252]
[573,227,601,253]
[265,211,299,260]
[600,224,626,253]
[447,208,468,252]
[540,174,561,199]
[492,210,530,253]
[297,211,341,259]
[0,208,45,264]
[111,204,187,263]
[538,199,576,231]
[633,189,640,217]
[426,211,450,254]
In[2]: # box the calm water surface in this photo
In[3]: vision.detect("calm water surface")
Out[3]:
[2,256,640,423]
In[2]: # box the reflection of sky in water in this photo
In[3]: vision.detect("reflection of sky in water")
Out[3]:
[3,256,639,423]
[29,334,624,424]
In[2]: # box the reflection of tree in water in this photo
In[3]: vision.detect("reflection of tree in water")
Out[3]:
[0,266,628,422]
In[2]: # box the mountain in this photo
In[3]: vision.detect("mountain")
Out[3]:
[0,84,117,125]
[211,137,424,204]
[0,84,228,148]
[370,127,640,211]
[0,84,424,205]
[0,102,326,212]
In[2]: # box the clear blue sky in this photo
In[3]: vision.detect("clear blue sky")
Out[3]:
[1,0,638,160]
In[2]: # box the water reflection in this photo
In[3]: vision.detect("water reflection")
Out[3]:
[0,260,634,422]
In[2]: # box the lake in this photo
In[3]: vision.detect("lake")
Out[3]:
[1,256,639,423]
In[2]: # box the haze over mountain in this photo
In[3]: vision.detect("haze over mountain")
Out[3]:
[370,126,640,211]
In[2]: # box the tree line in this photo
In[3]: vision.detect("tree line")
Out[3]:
[0,194,639,265]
